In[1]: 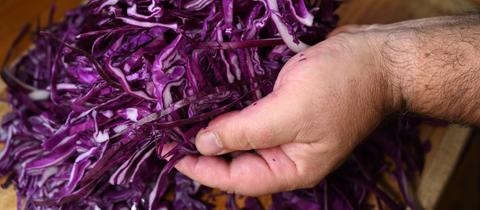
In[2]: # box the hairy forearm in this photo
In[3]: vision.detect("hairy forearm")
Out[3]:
[380,15,480,125]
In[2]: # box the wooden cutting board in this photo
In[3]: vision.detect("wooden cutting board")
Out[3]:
[1,0,479,209]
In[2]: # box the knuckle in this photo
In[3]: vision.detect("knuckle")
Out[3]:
[236,121,275,150]
[244,137,257,150]
[242,129,258,150]
[220,123,249,150]
[234,127,256,150]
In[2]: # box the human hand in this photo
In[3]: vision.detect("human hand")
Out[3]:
[174,15,480,196]
[172,29,394,196]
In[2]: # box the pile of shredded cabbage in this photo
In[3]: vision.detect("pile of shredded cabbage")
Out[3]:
[0,0,427,209]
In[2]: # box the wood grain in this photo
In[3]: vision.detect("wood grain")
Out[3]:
[1,0,479,209]
[436,130,480,210]
[417,125,472,210]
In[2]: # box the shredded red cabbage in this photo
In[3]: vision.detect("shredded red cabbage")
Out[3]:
[0,0,428,209]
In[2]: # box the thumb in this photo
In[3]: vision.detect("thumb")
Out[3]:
[195,88,307,156]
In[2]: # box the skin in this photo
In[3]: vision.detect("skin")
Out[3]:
[172,15,480,196]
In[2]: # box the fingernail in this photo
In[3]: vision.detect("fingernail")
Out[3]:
[196,131,223,155]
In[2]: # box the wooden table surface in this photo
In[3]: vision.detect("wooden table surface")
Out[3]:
[1,0,480,209]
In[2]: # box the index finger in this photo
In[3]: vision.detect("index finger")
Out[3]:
[174,147,300,196]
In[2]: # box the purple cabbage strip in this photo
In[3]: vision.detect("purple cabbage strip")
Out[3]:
[0,0,426,210]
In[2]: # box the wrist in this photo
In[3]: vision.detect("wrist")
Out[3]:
[351,28,413,115]
[374,16,480,124]
[327,23,418,115]
[368,26,419,114]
